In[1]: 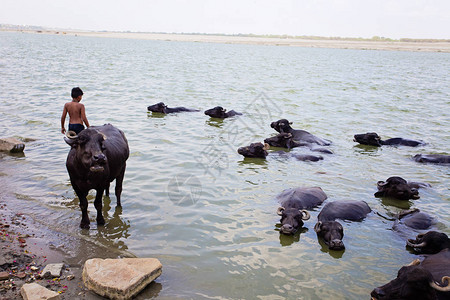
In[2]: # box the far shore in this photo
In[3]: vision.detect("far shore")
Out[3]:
[4,29,450,53]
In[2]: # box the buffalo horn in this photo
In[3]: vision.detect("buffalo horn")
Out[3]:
[430,276,450,292]
[277,207,285,216]
[377,180,387,187]
[406,259,421,266]
[314,221,322,233]
[301,210,310,220]
[263,143,270,150]
[66,130,78,139]
[406,240,426,248]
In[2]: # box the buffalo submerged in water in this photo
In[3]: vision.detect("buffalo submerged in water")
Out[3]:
[65,124,129,229]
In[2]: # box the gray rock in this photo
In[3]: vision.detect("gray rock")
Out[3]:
[82,258,162,300]
[41,263,64,278]
[20,283,60,300]
[0,137,25,153]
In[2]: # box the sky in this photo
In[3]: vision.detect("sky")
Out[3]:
[1,0,449,39]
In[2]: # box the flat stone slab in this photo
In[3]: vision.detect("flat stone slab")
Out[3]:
[82,258,162,300]
[41,263,64,278]
[0,137,25,153]
[20,282,60,300]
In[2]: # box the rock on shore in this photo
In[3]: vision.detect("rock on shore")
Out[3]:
[82,257,162,300]
[0,137,25,153]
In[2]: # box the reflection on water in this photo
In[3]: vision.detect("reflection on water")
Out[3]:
[277,227,308,246]
[317,238,345,259]
[205,118,225,128]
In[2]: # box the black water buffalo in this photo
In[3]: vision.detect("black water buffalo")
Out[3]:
[264,133,333,155]
[413,154,450,164]
[314,201,371,250]
[276,187,327,235]
[393,208,436,231]
[407,231,450,254]
[371,249,450,300]
[65,124,129,229]
[264,133,303,149]
[374,176,430,200]
[237,142,269,158]
[270,119,331,146]
[204,106,242,118]
[147,102,199,114]
[354,132,425,147]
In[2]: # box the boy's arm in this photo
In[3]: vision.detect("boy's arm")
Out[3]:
[61,104,68,134]
[81,104,90,128]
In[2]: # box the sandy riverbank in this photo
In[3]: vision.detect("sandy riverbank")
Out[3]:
[4,29,450,52]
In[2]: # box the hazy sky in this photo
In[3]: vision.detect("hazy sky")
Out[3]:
[2,0,449,39]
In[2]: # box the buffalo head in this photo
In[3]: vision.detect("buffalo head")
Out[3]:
[371,259,450,300]
[264,133,302,149]
[271,119,293,133]
[147,102,168,113]
[205,106,227,118]
[375,176,420,200]
[237,143,269,158]
[314,221,345,250]
[277,207,310,235]
[407,231,450,254]
[65,129,109,175]
[353,132,382,146]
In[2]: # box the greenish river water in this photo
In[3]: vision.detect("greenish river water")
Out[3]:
[0,31,449,299]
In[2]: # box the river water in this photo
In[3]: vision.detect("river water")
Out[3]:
[0,31,449,299]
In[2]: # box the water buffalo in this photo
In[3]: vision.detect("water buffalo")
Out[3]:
[264,133,303,149]
[354,132,425,147]
[204,106,242,118]
[374,176,430,200]
[237,142,269,158]
[413,154,450,164]
[314,201,371,250]
[270,119,331,146]
[371,250,450,300]
[407,231,450,254]
[65,124,129,229]
[264,133,333,155]
[393,208,436,231]
[147,102,199,114]
[276,187,327,235]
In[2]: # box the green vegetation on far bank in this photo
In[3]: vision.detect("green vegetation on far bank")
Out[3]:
[1,23,449,43]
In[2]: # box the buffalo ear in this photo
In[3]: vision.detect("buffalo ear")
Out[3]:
[314,221,322,233]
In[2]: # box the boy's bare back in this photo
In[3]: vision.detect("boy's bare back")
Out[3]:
[64,101,85,124]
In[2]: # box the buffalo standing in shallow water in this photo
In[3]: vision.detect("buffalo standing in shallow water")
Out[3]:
[204,106,242,118]
[353,132,425,147]
[276,187,327,235]
[147,102,199,114]
[65,124,129,229]
[314,200,371,250]
[371,250,450,300]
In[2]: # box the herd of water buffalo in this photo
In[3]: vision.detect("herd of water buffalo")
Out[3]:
[62,102,449,299]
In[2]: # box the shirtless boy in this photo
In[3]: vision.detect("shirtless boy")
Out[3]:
[61,87,90,135]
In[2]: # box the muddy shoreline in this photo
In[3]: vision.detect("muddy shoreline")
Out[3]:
[3,29,450,52]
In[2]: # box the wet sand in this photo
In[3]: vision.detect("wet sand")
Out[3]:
[4,29,450,52]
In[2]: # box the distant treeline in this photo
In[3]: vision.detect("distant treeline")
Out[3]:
[2,24,449,43]
[185,32,450,43]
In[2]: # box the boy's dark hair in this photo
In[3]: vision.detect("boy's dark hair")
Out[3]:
[71,87,84,99]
